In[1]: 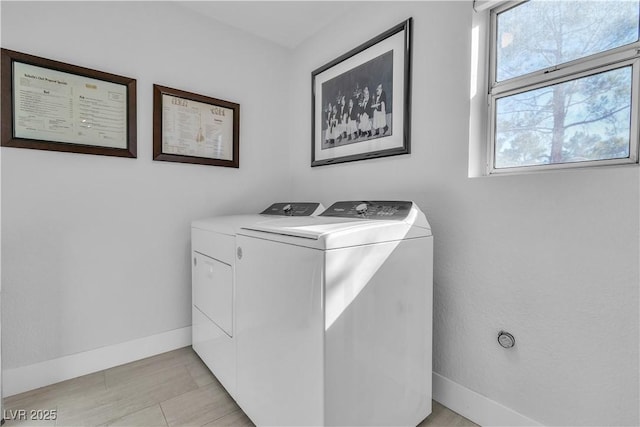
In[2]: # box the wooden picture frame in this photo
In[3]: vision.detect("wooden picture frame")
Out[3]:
[311,18,412,167]
[153,84,239,168]
[1,48,137,158]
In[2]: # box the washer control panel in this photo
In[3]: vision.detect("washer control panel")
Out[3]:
[261,202,322,216]
[320,201,413,220]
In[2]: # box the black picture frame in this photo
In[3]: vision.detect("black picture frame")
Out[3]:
[153,84,240,168]
[1,48,137,158]
[311,18,412,167]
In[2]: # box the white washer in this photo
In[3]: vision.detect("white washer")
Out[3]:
[235,201,433,426]
[191,202,324,398]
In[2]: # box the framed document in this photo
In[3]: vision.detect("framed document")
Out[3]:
[1,48,137,158]
[311,18,412,166]
[153,85,239,168]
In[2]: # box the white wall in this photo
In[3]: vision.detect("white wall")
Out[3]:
[1,1,292,369]
[288,2,639,426]
[2,1,639,426]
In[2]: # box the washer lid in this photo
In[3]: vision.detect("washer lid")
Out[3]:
[192,214,268,236]
[191,202,325,235]
[239,201,431,249]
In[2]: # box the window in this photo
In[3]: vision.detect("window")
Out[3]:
[487,0,640,173]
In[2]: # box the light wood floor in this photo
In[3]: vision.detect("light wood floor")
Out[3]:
[4,346,478,426]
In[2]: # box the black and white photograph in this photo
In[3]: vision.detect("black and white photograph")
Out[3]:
[312,18,412,166]
[320,50,393,149]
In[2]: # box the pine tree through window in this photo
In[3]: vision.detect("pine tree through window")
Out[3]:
[488,0,640,172]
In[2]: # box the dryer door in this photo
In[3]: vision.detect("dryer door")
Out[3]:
[193,252,232,336]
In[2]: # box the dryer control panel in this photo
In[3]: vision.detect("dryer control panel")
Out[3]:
[261,202,323,216]
[320,201,413,220]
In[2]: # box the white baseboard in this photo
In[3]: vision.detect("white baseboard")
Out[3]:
[433,372,543,426]
[5,340,543,426]
[3,326,192,397]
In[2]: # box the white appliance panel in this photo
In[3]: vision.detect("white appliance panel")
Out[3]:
[190,202,326,419]
[324,237,433,426]
[192,306,236,396]
[240,202,431,250]
[235,235,324,426]
[192,229,235,265]
[193,252,233,336]
[191,227,236,396]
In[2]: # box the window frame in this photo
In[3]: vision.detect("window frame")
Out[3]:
[486,0,640,175]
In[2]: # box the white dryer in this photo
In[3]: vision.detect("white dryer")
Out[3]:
[190,202,324,398]
[235,201,433,426]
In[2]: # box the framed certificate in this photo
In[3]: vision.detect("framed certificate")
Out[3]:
[1,48,137,158]
[153,85,239,168]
